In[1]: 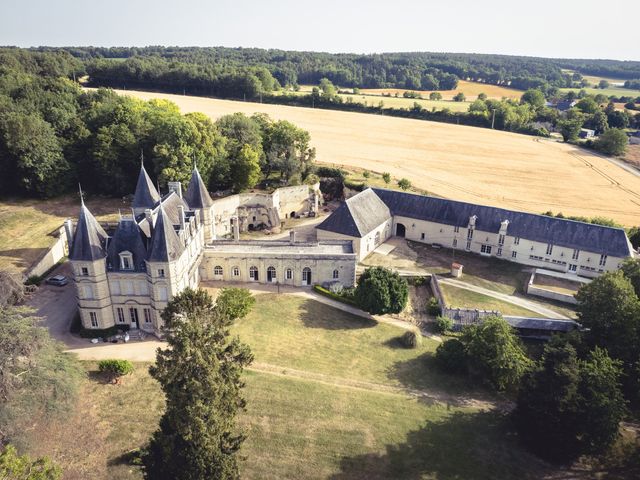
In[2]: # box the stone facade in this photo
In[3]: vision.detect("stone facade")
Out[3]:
[68,167,350,336]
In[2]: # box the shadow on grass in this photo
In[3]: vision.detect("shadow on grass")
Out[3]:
[298,298,377,330]
[330,410,554,480]
[386,352,494,403]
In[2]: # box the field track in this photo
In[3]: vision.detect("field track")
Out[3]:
[115,89,640,226]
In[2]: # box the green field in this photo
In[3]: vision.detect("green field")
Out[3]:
[560,86,640,98]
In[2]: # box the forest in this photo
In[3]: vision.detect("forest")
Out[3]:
[33,45,640,93]
[0,49,316,198]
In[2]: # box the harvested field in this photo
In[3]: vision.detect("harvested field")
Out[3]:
[359,80,523,100]
[116,89,640,226]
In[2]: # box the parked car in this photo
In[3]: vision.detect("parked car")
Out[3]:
[46,274,68,286]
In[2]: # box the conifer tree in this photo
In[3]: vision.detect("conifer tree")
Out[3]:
[143,288,254,480]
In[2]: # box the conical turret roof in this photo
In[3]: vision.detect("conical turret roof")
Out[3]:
[132,163,160,210]
[184,165,213,209]
[69,204,108,261]
[147,204,184,262]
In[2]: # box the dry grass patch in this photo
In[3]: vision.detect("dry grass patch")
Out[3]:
[116,89,640,226]
[0,195,124,274]
[439,283,540,317]
[359,80,524,100]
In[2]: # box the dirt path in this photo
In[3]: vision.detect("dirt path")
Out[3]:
[249,361,502,410]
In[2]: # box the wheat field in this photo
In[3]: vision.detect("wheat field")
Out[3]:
[118,89,640,226]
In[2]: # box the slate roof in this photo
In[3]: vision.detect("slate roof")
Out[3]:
[106,219,148,272]
[147,205,185,262]
[69,205,108,261]
[184,166,214,209]
[137,192,190,238]
[316,189,391,238]
[505,316,579,332]
[372,188,632,258]
[132,164,160,210]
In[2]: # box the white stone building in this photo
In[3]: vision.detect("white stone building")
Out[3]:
[68,164,353,335]
[318,188,635,277]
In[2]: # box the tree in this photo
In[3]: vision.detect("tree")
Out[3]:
[477,93,487,101]
[143,288,254,480]
[515,338,626,461]
[213,288,256,325]
[0,445,61,480]
[382,172,391,184]
[599,79,610,89]
[461,316,532,391]
[355,267,408,315]
[584,110,608,134]
[557,118,583,142]
[230,144,261,192]
[434,338,467,374]
[594,128,628,156]
[453,92,466,102]
[0,270,24,307]
[576,97,599,114]
[319,78,337,99]
[98,359,134,384]
[520,89,545,109]
[397,178,411,190]
[429,92,442,101]
[0,306,83,445]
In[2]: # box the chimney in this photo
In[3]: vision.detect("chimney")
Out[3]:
[233,217,240,241]
[289,230,296,245]
[178,205,186,231]
[64,219,74,252]
[168,181,182,198]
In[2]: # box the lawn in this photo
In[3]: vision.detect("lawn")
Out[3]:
[231,294,478,395]
[560,86,640,98]
[0,195,123,274]
[21,294,635,479]
[439,283,541,317]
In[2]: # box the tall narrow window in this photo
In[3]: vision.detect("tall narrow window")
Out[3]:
[454,225,460,233]
[333,269,339,279]
[286,268,293,280]
[249,266,258,281]
[511,251,517,258]
[572,249,579,260]
[498,234,505,246]
[214,265,223,276]
[546,244,553,255]
[81,267,89,276]
[453,238,458,248]
[599,254,607,266]
[467,228,474,240]
[514,237,520,245]
[232,266,240,277]
[116,307,125,323]
[157,268,165,278]
[89,312,98,328]
[144,309,152,324]
[465,240,471,251]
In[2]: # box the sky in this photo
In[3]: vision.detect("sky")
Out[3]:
[1,0,638,60]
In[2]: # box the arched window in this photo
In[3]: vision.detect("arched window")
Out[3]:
[333,269,339,279]
[285,268,293,280]
[232,266,240,277]
[267,266,276,282]
[249,266,258,281]
[213,265,223,276]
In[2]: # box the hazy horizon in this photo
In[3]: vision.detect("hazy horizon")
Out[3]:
[2,0,639,62]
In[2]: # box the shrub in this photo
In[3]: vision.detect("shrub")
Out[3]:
[382,172,391,184]
[427,297,441,316]
[98,359,134,384]
[435,339,467,374]
[313,285,357,306]
[328,282,344,294]
[315,166,345,179]
[362,170,370,178]
[401,329,422,348]
[397,178,411,190]
[434,315,454,333]
[355,267,409,315]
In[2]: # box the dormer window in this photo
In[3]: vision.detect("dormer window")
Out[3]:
[158,268,165,278]
[119,251,133,271]
[81,267,89,276]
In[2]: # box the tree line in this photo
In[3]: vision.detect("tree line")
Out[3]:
[0,48,315,198]
[32,45,640,93]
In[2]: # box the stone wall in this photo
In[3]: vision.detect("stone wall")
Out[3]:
[25,226,68,279]
[526,271,578,305]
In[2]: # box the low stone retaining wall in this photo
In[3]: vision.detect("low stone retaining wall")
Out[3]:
[526,271,578,305]
[429,274,500,327]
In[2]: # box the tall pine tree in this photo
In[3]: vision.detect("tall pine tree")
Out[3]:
[143,288,254,480]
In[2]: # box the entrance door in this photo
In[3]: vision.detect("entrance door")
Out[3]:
[267,266,276,283]
[302,267,311,286]
[396,223,406,237]
[129,307,139,329]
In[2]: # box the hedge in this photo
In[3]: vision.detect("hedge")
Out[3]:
[313,285,358,306]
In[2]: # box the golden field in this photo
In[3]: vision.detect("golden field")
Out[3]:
[116,89,640,226]
[359,80,524,100]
